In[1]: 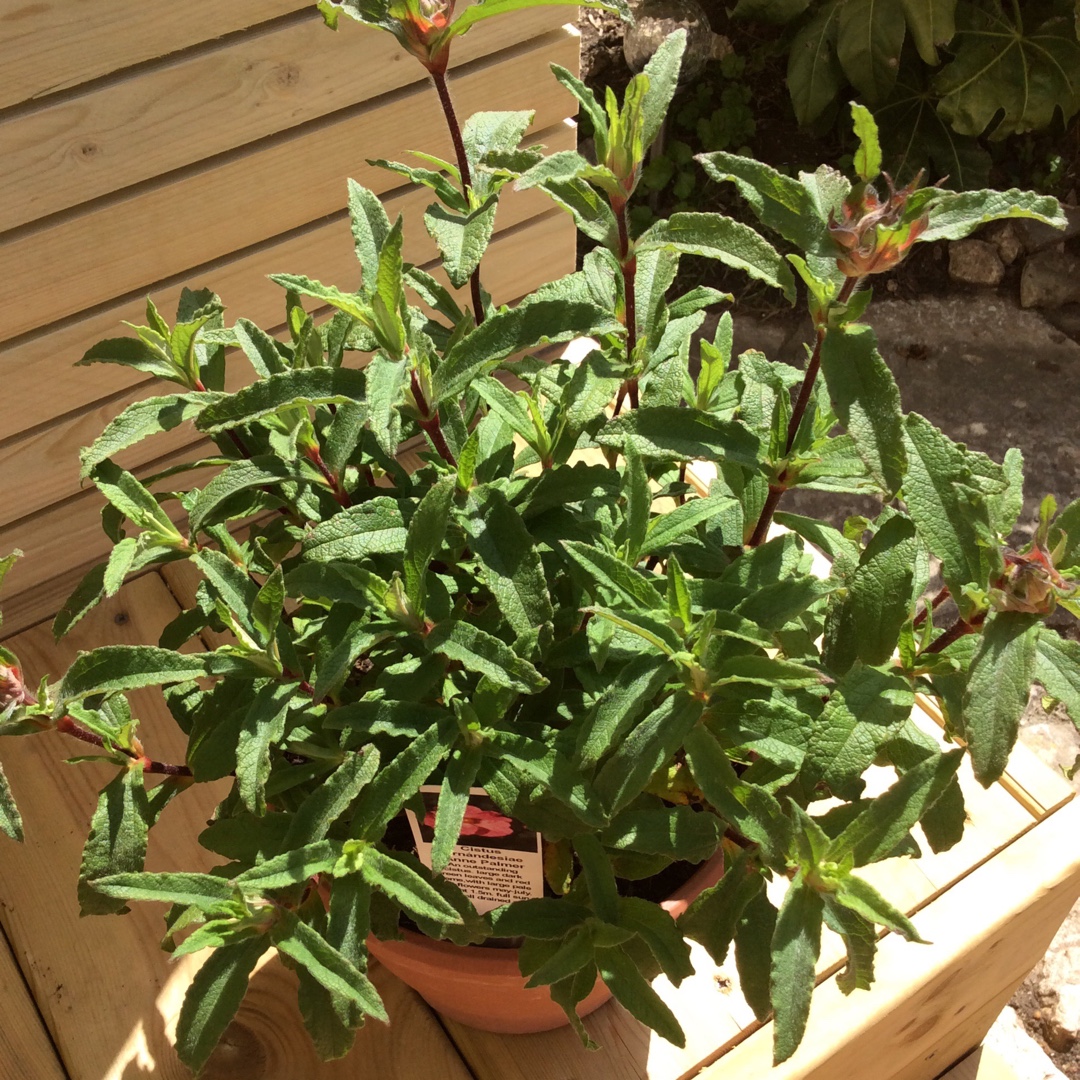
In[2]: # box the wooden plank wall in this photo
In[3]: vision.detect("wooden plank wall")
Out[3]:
[0,2,578,636]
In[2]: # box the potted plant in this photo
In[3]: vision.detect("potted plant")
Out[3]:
[1,2,1078,1075]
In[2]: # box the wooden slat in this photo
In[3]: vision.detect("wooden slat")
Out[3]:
[692,796,1080,1080]
[0,6,571,232]
[0,925,68,1080]
[0,1,308,110]
[0,575,474,1080]
[0,209,575,634]
[915,694,1075,819]
[0,29,577,345]
[0,152,572,527]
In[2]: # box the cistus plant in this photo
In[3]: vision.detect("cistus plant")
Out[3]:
[1,8,1079,1076]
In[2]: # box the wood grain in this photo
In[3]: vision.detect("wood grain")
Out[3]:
[0,7,571,231]
[0,208,575,634]
[0,924,68,1080]
[0,0,308,110]
[0,31,577,344]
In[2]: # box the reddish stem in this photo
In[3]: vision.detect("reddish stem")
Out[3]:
[306,447,351,507]
[410,370,458,467]
[913,585,950,629]
[431,69,485,325]
[747,277,860,548]
[922,616,982,656]
[55,715,193,777]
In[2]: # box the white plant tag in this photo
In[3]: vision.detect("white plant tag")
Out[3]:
[406,786,544,914]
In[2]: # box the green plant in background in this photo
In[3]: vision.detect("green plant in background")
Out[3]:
[731,0,1080,188]
[633,51,756,231]
[1,9,1079,1079]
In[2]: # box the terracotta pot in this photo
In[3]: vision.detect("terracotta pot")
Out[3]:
[366,851,725,1034]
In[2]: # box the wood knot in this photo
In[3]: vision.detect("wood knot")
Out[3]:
[274,64,300,89]
[202,1021,266,1080]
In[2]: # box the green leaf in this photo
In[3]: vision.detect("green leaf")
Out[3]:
[596,947,685,1048]
[79,764,151,915]
[301,498,407,562]
[734,884,776,1021]
[1035,633,1080,725]
[678,850,764,965]
[640,29,686,152]
[637,214,795,301]
[770,875,824,1065]
[196,369,368,434]
[52,564,106,640]
[283,748,380,850]
[833,873,926,942]
[235,840,343,891]
[829,747,963,865]
[683,725,793,869]
[432,298,620,404]
[348,179,391,296]
[787,2,844,125]
[560,540,665,611]
[234,318,289,378]
[175,937,271,1076]
[272,913,387,1022]
[431,744,484,874]
[575,653,673,768]
[595,406,761,467]
[425,196,500,289]
[594,693,703,815]
[850,102,882,181]
[91,460,183,541]
[697,152,822,251]
[359,848,463,923]
[603,804,721,863]
[89,872,236,911]
[404,476,455,617]
[236,681,295,815]
[934,2,1080,140]
[963,612,1041,786]
[806,665,915,793]
[902,413,1002,620]
[188,458,302,536]
[824,515,918,673]
[61,647,254,701]
[80,394,222,478]
[836,0,906,105]
[351,723,452,841]
[77,336,181,384]
[0,761,23,842]
[818,324,905,495]
[464,487,554,637]
[823,898,876,994]
[426,620,547,693]
[269,274,373,326]
[920,189,1068,243]
[640,494,742,558]
[899,0,957,65]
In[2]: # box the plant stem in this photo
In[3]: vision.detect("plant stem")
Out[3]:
[410,369,458,467]
[913,585,950,628]
[431,69,485,325]
[305,447,351,507]
[55,714,193,777]
[922,615,982,655]
[747,276,860,547]
[614,201,637,399]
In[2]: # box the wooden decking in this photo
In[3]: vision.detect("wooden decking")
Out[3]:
[0,569,1077,1080]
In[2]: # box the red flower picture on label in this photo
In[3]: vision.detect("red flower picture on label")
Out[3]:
[424,803,514,838]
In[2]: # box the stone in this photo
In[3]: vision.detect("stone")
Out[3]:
[984,1006,1068,1080]
[1015,205,1080,254]
[1022,900,1080,1052]
[985,221,1024,265]
[1021,251,1080,309]
[948,239,1005,287]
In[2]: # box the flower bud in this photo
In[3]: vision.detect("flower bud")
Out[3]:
[0,664,27,711]
[828,173,929,277]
